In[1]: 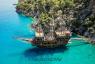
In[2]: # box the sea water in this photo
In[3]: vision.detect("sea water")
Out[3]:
[0,0,95,64]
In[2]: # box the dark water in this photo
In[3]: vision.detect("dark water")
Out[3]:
[0,0,95,64]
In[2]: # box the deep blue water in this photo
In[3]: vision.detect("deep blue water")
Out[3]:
[0,0,95,64]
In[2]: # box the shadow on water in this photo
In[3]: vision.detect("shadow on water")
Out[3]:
[23,41,90,59]
[7,40,90,59]
[23,46,68,58]
[71,33,80,38]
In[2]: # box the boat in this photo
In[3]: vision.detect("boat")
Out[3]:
[19,16,71,48]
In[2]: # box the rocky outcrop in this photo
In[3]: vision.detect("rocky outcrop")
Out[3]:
[75,0,94,21]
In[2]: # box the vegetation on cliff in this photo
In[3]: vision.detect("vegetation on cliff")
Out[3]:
[16,0,95,42]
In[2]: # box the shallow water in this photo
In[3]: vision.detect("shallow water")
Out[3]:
[0,0,95,64]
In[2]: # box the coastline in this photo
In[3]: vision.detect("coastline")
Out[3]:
[16,0,95,45]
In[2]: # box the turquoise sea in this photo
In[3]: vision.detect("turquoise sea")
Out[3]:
[0,0,95,64]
